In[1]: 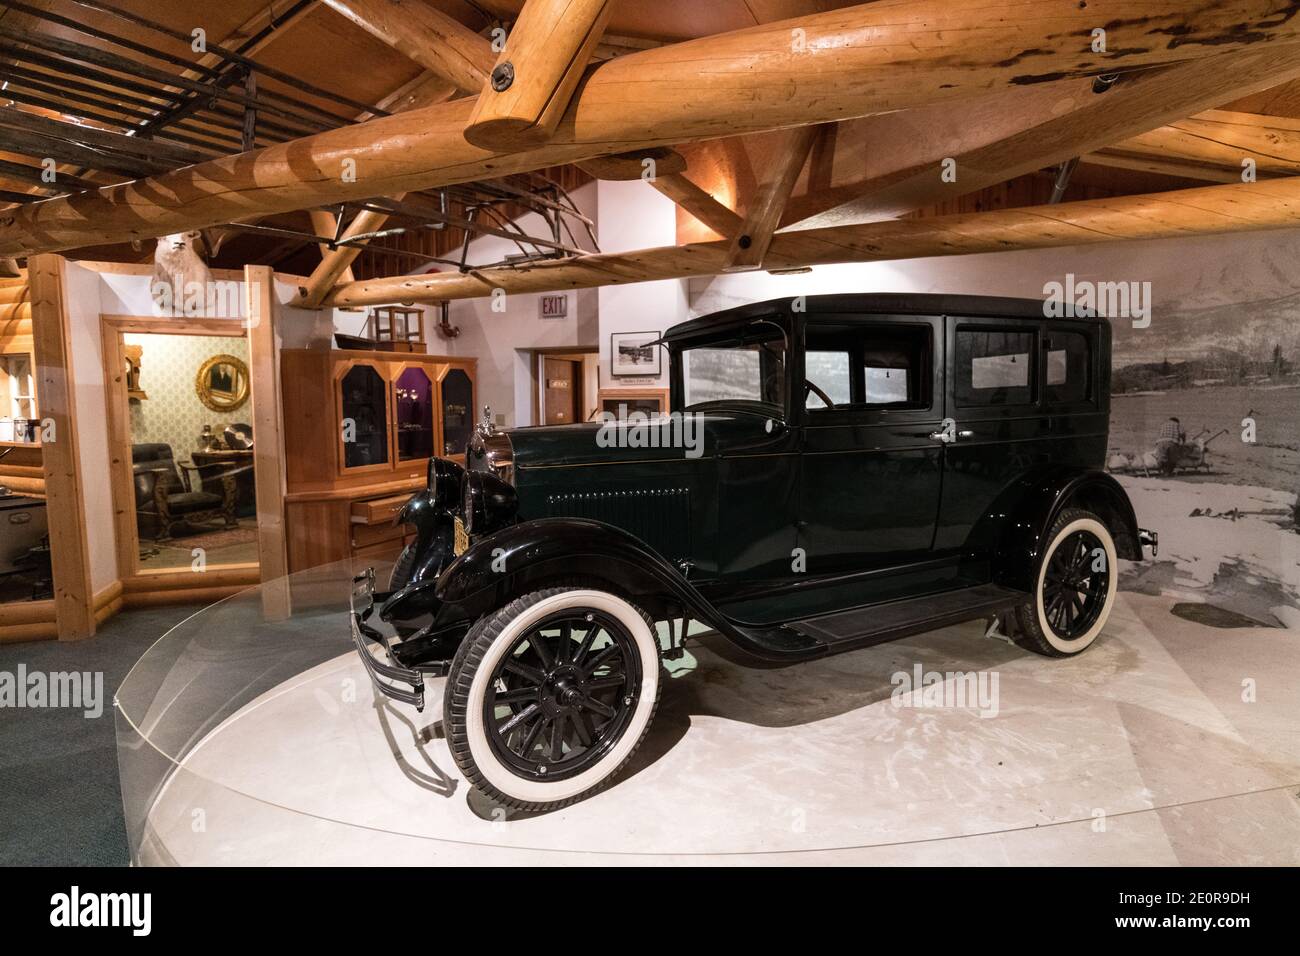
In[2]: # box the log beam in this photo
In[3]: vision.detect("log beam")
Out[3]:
[783,42,1300,230]
[292,206,396,308]
[465,0,616,150]
[1088,109,1300,183]
[648,173,741,238]
[324,177,1300,306]
[725,125,819,270]
[320,0,492,95]
[308,209,356,285]
[7,0,1300,256]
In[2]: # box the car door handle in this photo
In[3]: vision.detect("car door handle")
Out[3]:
[928,429,976,443]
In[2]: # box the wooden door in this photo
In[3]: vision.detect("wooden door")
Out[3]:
[543,358,579,425]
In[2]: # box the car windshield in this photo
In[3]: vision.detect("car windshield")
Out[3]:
[678,323,787,410]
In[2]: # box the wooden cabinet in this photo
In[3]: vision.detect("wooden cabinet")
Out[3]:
[281,349,476,572]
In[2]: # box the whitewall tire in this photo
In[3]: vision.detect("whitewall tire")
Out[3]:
[1013,508,1118,657]
[444,586,661,811]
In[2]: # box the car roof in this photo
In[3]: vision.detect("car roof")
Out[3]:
[662,293,1101,343]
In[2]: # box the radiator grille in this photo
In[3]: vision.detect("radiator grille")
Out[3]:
[545,487,691,562]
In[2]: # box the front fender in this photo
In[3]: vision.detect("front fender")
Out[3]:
[991,466,1142,592]
[434,517,824,662]
[435,517,691,618]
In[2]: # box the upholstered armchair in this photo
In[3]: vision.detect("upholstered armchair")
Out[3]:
[131,443,237,542]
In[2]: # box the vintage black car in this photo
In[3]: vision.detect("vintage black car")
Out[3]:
[351,293,1156,811]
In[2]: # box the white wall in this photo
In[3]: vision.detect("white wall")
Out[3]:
[597,180,686,394]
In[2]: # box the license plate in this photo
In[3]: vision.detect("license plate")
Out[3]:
[454,516,469,556]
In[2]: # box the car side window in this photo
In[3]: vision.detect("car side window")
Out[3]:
[805,350,851,408]
[805,323,930,412]
[1045,330,1091,404]
[956,329,1035,407]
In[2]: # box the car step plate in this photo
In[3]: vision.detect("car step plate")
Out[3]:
[792,583,1025,650]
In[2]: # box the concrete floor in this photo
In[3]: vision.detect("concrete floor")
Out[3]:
[124,589,1300,866]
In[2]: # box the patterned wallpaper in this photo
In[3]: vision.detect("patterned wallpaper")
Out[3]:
[125,332,251,457]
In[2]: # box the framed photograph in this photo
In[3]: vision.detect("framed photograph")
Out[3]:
[610,331,662,377]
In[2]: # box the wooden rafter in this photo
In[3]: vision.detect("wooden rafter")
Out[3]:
[725,125,819,271]
[648,174,741,238]
[292,205,400,308]
[320,0,492,95]
[781,42,1300,230]
[323,177,1300,306]
[465,0,616,149]
[6,0,1300,256]
[1088,109,1300,183]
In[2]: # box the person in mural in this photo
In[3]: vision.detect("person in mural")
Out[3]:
[1155,416,1186,475]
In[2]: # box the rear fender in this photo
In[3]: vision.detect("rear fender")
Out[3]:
[991,467,1142,592]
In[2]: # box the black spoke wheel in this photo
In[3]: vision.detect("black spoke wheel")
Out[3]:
[1040,528,1108,640]
[1013,508,1118,658]
[445,586,662,811]
[484,608,642,782]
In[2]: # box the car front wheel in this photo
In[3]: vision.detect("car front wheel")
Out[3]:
[444,586,661,811]
[1013,508,1119,657]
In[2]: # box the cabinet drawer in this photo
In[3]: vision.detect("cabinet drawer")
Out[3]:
[350,493,413,525]
[351,521,411,549]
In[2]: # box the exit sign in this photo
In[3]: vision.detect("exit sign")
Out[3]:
[540,294,568,319]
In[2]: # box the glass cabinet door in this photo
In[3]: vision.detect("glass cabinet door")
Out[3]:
[394,366,434,462]
[340,364,389,469]
[440,367,473,457]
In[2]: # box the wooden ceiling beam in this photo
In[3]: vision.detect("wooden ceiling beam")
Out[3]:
[308,209,356,285]
[725,124,819,270]
[782,42,1300,230]
[648,173,741,238]
[1087,109,1300,183]
[323,176,1300,306]
[7,0,1300,256]
[292,204,398,308]
[320,0,492,95]
[465,0,616,150]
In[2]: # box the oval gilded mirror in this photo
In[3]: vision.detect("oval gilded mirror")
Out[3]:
[196,353,250,412]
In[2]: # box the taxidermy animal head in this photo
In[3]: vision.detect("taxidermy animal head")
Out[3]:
[151,230,215,315]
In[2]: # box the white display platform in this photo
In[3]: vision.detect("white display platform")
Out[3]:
[116,565,1300,866]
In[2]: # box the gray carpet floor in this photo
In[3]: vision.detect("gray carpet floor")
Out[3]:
[0,605,204,867]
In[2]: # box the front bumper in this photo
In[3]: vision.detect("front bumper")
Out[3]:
[350,568,427,711]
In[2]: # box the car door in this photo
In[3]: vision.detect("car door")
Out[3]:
[936,314,1049,556]
[794,314,948,608]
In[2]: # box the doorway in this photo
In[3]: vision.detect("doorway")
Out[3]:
[529,348,598,426]
[102,317,260,579]
[543,357,580,425]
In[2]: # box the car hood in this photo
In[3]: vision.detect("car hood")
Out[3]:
[507,408,776,469]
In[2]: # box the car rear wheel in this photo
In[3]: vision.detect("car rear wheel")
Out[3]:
[444,586,661,812]
[1013,508,1118,657]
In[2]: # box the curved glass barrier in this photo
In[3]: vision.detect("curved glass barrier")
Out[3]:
[116,562,1300,865]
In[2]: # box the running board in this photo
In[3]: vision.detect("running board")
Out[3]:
[789,583,1026,654]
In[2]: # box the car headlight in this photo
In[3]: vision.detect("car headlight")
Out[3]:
[429,457,465,511]
[460,469,518,536]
